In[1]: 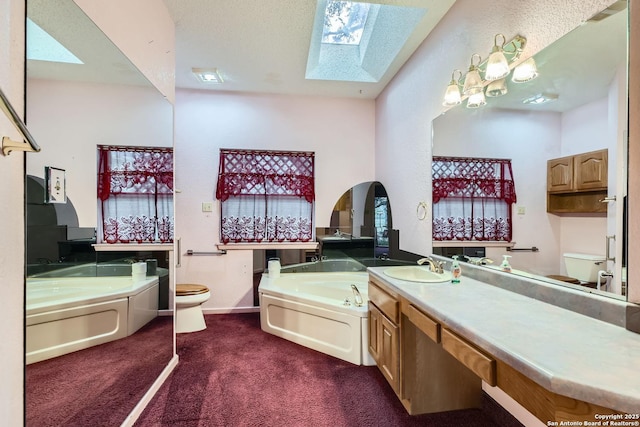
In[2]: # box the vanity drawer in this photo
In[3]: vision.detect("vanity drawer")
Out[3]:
[442,328,496,386]
[406,304,440,343]
[368,281,398,323]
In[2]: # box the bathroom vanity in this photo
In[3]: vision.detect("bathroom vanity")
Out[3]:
[367,266,640,423]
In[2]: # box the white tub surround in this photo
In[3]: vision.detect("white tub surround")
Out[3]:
[26,276,159,364]
[367,267,640,420]
[258,272,375,366]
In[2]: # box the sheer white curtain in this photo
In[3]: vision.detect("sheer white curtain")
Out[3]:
[216,149,315,244]
[97,146,174,243]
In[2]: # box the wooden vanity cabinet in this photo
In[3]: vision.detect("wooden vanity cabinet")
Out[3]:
[547,149,608,214]
[368,280,400,394]
[368,276,483,415]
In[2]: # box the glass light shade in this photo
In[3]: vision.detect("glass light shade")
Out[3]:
[512,57,539,83]
[485,50,510,81]
[442,81,462,106]
[466,91,486,108]
[463,68,483,96]
[486,78,508,97]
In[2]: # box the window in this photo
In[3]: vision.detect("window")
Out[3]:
[97,145,174,244]
[216,149,315,244]
[432,156,516,241]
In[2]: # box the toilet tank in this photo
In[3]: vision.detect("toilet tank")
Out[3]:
[563,253,606,282]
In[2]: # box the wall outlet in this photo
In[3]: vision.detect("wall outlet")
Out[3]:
[202,202,214,212]
[517,206,526,215]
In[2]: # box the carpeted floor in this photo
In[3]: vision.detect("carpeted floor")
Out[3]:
[135,313,522,427]
[26,315,174,427]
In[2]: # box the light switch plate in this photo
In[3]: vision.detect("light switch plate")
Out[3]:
[517,206,526,215]
[202,202,213,212]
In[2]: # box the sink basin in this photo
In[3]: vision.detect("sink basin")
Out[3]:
[383,266,452,283]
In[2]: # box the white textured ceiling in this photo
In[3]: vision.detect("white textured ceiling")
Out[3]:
[161,0,456,99]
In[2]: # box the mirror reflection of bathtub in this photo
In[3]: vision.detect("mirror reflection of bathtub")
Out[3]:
[26,273,161,364]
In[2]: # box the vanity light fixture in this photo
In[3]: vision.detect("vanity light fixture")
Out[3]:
[466,91,487,108]
[192,67,224,84]
[462,54,483,96]
[442,69,463,107]
[442,34,532,109]
[485,77,508,97]
[512,57,539,83]
[485,34,510,81]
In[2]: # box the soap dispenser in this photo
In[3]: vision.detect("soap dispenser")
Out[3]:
[500,255,512,273]
[450,255,462,283]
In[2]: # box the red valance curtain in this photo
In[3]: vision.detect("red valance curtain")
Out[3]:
[432,156,516,204]
[432,156,516,241]
[216,149,315,243]
[216,149,315,202]
[97,145,174,243]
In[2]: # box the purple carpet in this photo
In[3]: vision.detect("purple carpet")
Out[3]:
[26,315,173,427]
[135,313,521,427]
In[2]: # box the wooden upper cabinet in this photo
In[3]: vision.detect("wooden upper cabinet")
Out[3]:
[547,149,608,193]
[547,156,574,192]
[546,149,608,214]
[574,149,608,191]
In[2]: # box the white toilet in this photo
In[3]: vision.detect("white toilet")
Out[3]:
[563,253,606,284]
[175,284,211,333]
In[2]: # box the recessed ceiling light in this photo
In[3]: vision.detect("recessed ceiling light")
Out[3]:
[192,68,223,84]
[522,93,558,105]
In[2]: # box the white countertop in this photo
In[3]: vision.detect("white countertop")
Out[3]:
[368,267,640,414]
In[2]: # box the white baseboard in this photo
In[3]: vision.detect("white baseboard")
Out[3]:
[121,354,179,427]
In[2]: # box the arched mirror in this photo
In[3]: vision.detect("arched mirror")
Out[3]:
[318,181,397,261]
[24,0,174,424]
[431,2,628,300]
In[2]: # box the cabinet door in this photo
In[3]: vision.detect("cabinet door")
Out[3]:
[368,303,382,363]
[574,149,608,191]
[380,314,399,393]
[547,156,573,192]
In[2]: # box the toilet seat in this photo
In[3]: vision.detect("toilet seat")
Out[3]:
[176,284,209,296]
[176,284,211,333]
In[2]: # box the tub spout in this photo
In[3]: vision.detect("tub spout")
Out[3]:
[350,284,364,307]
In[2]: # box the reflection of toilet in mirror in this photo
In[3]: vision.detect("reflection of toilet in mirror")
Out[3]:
[548,253,606,288]
[176,284,211,333]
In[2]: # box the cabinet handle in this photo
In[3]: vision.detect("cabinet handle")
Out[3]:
[605,235,615,262]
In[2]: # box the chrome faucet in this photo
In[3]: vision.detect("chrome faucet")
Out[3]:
[468,257,494,266]
[350,284,364,307]
[417,257,445,274]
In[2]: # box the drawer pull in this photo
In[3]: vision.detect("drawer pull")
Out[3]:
[442,328,496,386]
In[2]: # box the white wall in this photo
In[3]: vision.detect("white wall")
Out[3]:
[174,89,375,311]
[26,79,173,228]
[0,0,26,423]
[376,0,616,257]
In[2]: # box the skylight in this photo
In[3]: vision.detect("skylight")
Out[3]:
[26,18,83,64]
[322,1,371,45]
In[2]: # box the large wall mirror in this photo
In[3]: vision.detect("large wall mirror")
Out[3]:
[24,0,174,424]
[432,2,628,300]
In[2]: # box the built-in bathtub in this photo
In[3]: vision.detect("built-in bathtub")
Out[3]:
[26,275,159,364]
[259,270,373,365]
[259,258,414,365]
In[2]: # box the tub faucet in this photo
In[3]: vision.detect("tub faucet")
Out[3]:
[417,257,445,274]
[350,284,364,307]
